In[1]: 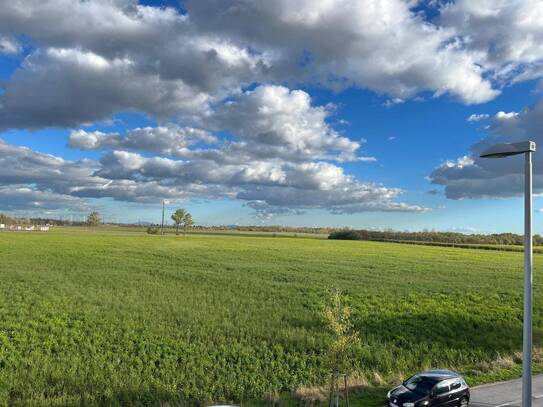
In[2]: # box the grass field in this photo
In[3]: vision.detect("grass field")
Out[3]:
[0,228,542,406]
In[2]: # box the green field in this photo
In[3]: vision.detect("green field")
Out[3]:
[0,228,542,406]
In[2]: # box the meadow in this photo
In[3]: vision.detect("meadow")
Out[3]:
[0,228,542,406]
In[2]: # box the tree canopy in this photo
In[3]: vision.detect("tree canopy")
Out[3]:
[86,211,101,226]
[171,209,194,235]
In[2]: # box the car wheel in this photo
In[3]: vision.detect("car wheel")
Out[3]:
[459,396,469,407]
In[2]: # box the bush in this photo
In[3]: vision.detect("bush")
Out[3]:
[328,230,360,240]
[146,226,159,235]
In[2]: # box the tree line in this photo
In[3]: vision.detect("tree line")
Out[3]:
[329,228,543,246]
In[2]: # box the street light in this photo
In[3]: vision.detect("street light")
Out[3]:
[480,140,536,407]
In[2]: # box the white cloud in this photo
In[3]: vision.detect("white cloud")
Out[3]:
[91,148,428,215]
[3,0,543,133]
[440,0,543,84]
[0,137,427,216]
[69,126,216,157]
[0,0,525,132]
[211,85,362,162]
[0,186,88,211]
[68,85,368,164]
[0,36,21,55]
[0,1,270,129]
[467,114,490,122]
[384,98,405,108]
[429,101,543,199]
[188,0,498,104]
[0,47,214,129]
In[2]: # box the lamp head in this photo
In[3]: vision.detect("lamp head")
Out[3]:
[480,141,536,158]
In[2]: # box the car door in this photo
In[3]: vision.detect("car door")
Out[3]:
[448,379,464,405]
[431,380,452,407]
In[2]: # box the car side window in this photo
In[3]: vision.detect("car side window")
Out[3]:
[433,382,450,396]
[451,381,461,391]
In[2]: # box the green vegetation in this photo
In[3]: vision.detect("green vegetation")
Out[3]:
[170,208,193,235]
[329,228,543,246]
[86,211,101,227]
[0,228,542,406]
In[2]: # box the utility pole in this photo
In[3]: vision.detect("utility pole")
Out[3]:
[161,200,165,235]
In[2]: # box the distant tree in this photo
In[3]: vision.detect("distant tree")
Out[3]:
[183,213,193,235]
[171,208,193,235]
[0,213,15,224]
[86,211,101,227]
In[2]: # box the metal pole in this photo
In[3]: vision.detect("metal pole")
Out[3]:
[523,151,533,407]
[161,200,165,235]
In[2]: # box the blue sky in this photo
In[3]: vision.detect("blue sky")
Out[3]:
[1,1,543,232]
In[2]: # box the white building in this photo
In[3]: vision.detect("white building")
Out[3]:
[0,224,4,229]
[39,226,50,232]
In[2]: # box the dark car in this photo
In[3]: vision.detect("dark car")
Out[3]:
[386,370,470,407]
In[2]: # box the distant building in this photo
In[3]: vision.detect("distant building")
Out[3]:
[25,225,35,231]
[0,224,4,229]
[39,226,49,232]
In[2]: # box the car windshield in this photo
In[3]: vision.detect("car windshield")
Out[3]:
[403,375,437,395]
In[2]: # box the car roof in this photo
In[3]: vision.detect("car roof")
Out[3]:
[419,370,461,380]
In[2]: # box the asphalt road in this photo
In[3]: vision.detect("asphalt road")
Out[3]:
[471,375,543,407]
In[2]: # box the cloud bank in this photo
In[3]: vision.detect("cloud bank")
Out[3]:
[3,1,543,217]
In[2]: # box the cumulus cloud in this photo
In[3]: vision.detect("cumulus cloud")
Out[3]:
[188,0,498,104]
[69,126,216,157]
[238,185,428,217]
[0,137,426,216]
[0,139,191,208]
[68,85,370,164]
[429,102,543,199]
[91,149,427,216]
[58,83,416,217]
[0,186,88,211]
[0,139,99,194]
[2,0,534,132]
[0,48,213,129]
[440,0,543,84]
[211,85,363,162]
[0,0,272,129]
[3,0,543,132]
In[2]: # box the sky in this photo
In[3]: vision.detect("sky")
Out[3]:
[1,0,543,232]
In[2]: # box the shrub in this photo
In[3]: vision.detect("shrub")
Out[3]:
[328,230,360,240]
[294,386,327,405]
[146,226,159,234]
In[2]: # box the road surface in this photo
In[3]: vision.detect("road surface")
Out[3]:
[471,375,543,407]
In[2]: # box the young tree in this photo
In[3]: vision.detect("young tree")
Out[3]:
[171,208,193,235]
[86,211,101,226]
[322,288,360,407]
[183,213,193,235]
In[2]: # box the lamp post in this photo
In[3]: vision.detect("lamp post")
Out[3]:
[480,141,536,407]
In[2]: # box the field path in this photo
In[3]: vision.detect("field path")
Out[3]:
[472,375,543,407]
